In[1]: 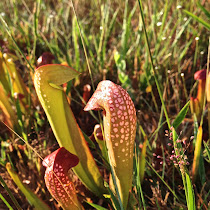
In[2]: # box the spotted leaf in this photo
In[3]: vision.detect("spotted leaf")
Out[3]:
[84,80,137,208]
[43,147,83,210]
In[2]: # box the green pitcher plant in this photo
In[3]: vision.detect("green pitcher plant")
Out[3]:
[0,52,29,116]
[34,64,106,196]
[1,52,29,104]
[84,80,137,209]
[0,51,11,93]
[0,84,20,132]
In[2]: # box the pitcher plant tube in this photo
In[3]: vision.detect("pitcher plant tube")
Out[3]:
[84,80,137,209]
[34,64,106,196]
[43,147,83,210]
[190,69,207,121]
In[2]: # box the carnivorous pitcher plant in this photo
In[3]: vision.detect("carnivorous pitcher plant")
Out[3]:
[34,64,106,196]
[42,147,83,210]
[84,80,137,209]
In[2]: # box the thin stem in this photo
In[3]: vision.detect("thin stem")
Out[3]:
[69,0,95,92]
[0,176,22,210]
[146,160,179,200]
[137,0,171,128]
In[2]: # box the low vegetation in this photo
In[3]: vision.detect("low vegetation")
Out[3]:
[0,0,209,209]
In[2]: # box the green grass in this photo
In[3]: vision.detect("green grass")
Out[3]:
[0,0,209,209]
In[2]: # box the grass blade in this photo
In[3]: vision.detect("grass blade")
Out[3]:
[0,193,13,210]
[186,172,196,210]
[172,101,190,130]
[137,0,171,127]
[146,160,179,201]
[69,0,95,91]
[203,141,210,162]
[86,201,108,210]
[197,1,210,19]
[183,9,210,30]
[104,182,121,210]
[0,175,22,210]
[0,15,34,72]
[199,190,210,210]
[6,163,50,210]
